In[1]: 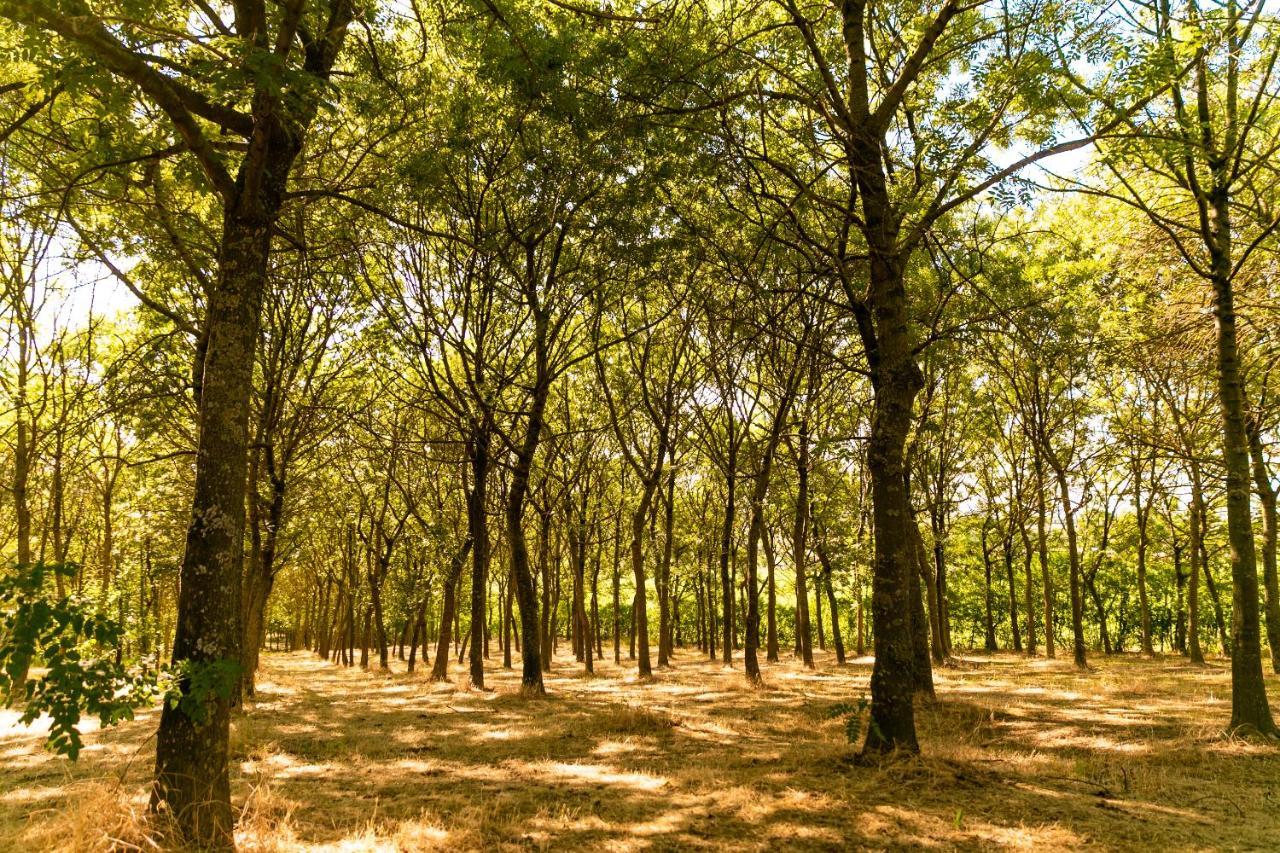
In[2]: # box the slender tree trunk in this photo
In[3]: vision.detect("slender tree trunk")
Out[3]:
[1003,532,1022,653]
[908,517,935,694]
[1019,520,1037,655]
[467,430,491,688]
[816,538,846,664]
[930,507,952,658]
[1173,541,1187,654]
[431,539,472,681]
[1189,497,1206,666]
[1048,461,1087,669]
[407,599,424,673]
[981,523,998,652]
[1247,421,1280,673]
[1035,453,1055,658]
[1134,456,1155,656]
[794,423,814,668]
[503,567,515,669]
[11,326,32,570]
[765,527,780,662]
[630,469,662,678]
[719,446,737,665]
[612,510,622,665]
[658,465,675,667]
[1201,547,1231,656]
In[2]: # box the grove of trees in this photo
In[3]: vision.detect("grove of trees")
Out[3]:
[2,0,1280,848]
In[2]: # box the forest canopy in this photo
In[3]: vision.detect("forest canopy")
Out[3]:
[2,0,1279,849]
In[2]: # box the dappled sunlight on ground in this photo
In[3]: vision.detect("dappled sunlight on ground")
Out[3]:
[1,648,1278,850]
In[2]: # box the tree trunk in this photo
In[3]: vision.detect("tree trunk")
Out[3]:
[431,539,472,681]
[908,518,935,695]
[1210,286,1275,726]
[1246,420,1280,673]
[719,446,737,665]
[630,470,662,678]
[658,464,675,667]
[1003,531,1022,653]
[1188,496,1206,666]
[929,506,952,658]
[153,209,274,847]
[862,288,926,752]
[467,429,491,689]
[1019,520,1037,655]
[794,423,814,668]
[612,510,622,665]
[1048,460,1087,669]
[1035,453,1055,658]
[981,523,998,652]
[816,538,846,664]
[1173,541,1187,654]
[1134,455,1155,656]
[765,527,780,662]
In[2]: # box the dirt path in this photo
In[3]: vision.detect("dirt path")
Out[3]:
[2,649,1277,850]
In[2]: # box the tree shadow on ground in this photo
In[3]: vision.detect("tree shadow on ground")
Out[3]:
[2,648,1277,850]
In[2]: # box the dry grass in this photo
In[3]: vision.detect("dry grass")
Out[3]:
[2,648,1278,850]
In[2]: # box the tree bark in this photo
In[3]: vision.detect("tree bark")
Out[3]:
[153,209,275,846]
[719,445,737,665]
[1246,420,1280,673]
[1003,530,1022,653]
[658,463,676,667]
[467,430,491,689]
[1048,460,1087,668]
[431,538,472,681]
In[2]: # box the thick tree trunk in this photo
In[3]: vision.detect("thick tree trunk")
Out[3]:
[1208,240,1277,733]
[153,210,273,846]
[861,253,926,751]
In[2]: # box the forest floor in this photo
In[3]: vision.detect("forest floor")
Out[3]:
[2,648,1279,851]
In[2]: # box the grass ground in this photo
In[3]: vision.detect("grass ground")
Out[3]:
[2,647,1278,851]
